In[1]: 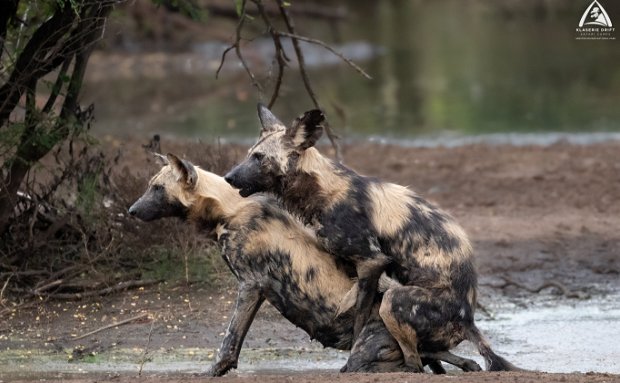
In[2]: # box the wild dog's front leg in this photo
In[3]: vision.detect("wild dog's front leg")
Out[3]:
[206,283,264,376]
[352,252,390,340]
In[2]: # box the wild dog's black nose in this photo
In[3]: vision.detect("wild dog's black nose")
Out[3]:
[128,206,137,216]
[224,174,234,186]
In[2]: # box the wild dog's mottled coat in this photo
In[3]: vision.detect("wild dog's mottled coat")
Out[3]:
[224,105,518,372]
[128,154,481,376]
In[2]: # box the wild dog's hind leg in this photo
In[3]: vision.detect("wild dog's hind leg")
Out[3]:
[345,303,481,374]
[353,252,390,340]
[344,306,404,373]
[420,351,482,372]
[379,286,440,373]
[206,283,264,376]
[422,359,446,374]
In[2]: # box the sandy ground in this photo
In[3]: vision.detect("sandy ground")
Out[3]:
[2,141,620,382]
[5,372,620,383]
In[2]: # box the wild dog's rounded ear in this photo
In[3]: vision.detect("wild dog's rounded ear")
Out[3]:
[166,153,197,189]
[152,152,169,165]
[286,109,325,150]
[257,103,286,134]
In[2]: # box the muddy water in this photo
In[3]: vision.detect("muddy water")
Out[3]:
[453,289,620,374]
[3,291,620,379]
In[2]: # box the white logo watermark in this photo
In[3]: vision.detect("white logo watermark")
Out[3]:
[576,0,615,40]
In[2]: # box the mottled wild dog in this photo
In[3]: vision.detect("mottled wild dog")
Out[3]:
[128,153,482,376]
[225,105,518,372]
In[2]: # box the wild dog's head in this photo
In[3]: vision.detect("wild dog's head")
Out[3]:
[225,104,325,197]
[128,153,196,221]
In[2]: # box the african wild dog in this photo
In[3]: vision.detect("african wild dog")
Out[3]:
[128,153,482,376]
[224,105,519,372]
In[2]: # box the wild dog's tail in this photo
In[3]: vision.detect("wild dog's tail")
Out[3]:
[466,325,521,371]
[336,273,402,317]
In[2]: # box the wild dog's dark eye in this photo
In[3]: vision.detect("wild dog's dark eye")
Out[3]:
[253,152,265,161]
[152,184,164,192]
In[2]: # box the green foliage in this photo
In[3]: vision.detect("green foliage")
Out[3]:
[142,245,224,285]
[234,0,244,16]
[76,172,101,220]
[55,0,82,15]
[0,122,24,154]
[152,0,207,22]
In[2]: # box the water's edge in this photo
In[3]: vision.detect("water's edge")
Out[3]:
[209,131,620,148]
[2,290,620,379]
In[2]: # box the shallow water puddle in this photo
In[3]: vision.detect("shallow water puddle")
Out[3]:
[466,291,620,373]
[2,292,620,379]
[0,348,348,380]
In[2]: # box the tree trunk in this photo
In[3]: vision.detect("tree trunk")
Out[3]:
[0,3,76,128]
[0,0,19,58]
[0,2,114,234]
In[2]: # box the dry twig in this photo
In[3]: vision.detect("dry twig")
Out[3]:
[0,300,39,318]
[73,312,149,341]
[276,31,372,80]
[253,0,288,108]
[276,0,343,160]
[216,0,262,93]
[25,279,162,300]
[138,317,156,376]
[484,276,590,300]
[0,275,12,305]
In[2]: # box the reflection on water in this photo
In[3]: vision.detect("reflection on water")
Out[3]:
[454,289,620,373]
[83,1,620,140]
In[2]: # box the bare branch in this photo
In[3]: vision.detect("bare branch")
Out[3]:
[276,31,372,80]
[215,44,235,79]
[41,57,72,115]
[277,1,317,107]
[205,2,347,22]
[18,279,162,300]
[252,0,287,108]
[25,78,37,131]
[276,0,342,160]
[73,312,149,340]
[216,0,262,93]
[0,0,19,62]
[0,3,76,127]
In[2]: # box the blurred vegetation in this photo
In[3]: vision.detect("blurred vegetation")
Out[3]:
[0,0,242,308]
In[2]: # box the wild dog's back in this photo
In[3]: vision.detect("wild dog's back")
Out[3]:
[365,181,477,306]
[223,195,356,349]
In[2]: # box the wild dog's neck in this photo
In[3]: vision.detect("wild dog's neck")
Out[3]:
[186,169,253,231]
[279,147,349,222]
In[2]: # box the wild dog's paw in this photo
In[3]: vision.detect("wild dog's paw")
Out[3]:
[462,359,483,372]
[402,365,425,373]
[402,360,425,373]
[202,360,236,377]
